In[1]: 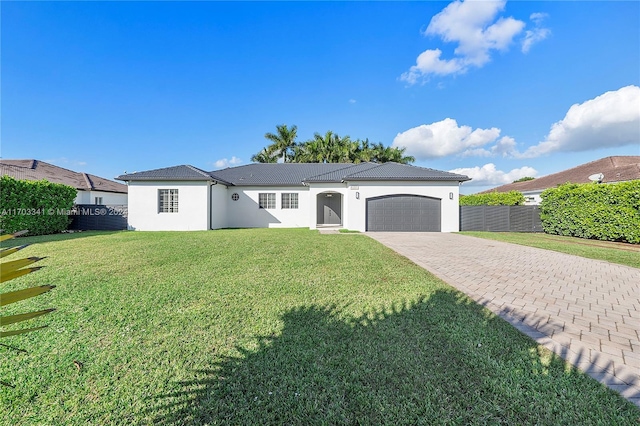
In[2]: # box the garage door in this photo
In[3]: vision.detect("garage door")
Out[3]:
[366,195,441,232]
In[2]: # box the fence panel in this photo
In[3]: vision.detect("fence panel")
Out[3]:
[460,205,542,232]
[69,204,128,231]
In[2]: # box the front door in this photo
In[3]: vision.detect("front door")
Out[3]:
[317,193,342,225]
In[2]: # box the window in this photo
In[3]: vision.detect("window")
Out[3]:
[281,193,298,209]
[258,193,275,209]
[158,189,179,213]
[94,197,103,205]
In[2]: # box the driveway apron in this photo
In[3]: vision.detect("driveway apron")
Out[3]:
[367,232,640,407]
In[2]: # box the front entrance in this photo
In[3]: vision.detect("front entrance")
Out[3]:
[317,193,342,225]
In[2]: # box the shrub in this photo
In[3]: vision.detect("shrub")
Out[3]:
[460,191,525,206]
[0,176,77,235]
[540,180,640,244]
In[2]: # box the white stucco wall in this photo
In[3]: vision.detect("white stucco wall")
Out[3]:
[127,181,210,231]
[74,190,128,205]
[225,186,310,228]
[309,181,462,232]
[210,183,228,229]
[126,179,463,231]
[522,190,543,205]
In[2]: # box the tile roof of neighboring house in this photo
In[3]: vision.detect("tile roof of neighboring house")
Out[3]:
[481,156,640,194]
[1,159,128,194]
[117,162,471,186]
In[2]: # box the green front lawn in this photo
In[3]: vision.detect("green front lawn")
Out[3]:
[461,231,640,269]
[2,230,638,425]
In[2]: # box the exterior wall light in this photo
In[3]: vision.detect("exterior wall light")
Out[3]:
[449,192,454,200]
[356,192,360,199]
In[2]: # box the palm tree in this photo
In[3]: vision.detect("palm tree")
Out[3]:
[356,138,374,162]
[365,142,414,164]
[250,148,278,163]
[377,146,415,164]
[298,131,334,163]
[263,124,298,163]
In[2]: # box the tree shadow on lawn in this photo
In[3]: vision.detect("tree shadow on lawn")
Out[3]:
[150,289,639,425]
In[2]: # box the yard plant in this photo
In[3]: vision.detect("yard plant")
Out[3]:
[0,176,76,236]
[540,180,640,244]
[459,191,525,206]
[1,230,638,425]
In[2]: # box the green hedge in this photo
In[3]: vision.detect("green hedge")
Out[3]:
[0,176,77,236]
[460,191,525,206]
[540,180,640,244]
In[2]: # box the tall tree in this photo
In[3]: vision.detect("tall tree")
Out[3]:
[263,124,298,163]
[250,148,278,163]
[252,125,415,164]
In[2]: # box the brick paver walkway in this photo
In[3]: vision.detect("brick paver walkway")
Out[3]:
[367,232,640,407]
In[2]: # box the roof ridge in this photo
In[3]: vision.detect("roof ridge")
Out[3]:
[82,173,94,190]
[185,164,212,178]
[303,162,375,181]
[341,162,387,179]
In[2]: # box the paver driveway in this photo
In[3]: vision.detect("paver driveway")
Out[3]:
[367,232,640,407]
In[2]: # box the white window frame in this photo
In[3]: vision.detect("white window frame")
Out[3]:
[158,189,179,213]
[258,193,275,209]
[281,193,298,209]
[94,197,103,205]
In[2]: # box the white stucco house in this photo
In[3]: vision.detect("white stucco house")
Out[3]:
[116,162,470,232]
[1,159,128,205]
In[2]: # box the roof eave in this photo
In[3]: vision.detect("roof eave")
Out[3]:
[344,177,471,182]
[231,182,307,187]
[116,176,215,182]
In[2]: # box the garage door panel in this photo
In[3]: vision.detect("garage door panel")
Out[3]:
[367,195,441,232]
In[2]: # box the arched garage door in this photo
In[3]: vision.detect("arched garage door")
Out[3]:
[366,194,441,232]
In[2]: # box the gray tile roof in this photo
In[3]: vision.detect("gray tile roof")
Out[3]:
[116,165,233,184]
[1,159,128,194]
[117,162,470,186]
[302,163,382,183]
[210,163,354,186]
[307,162,471,182]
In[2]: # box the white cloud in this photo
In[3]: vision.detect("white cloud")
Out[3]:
[349,99,357,104]
[213,156,242,169]
[394,86,639,161]
[449,163,538,186]
[522,12,550,53]
[520,85,640,158]
[392,118,502,159]
[529,12,548,26]
[401,0,527,83]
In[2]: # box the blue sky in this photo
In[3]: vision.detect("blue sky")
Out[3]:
[2,1,639,193]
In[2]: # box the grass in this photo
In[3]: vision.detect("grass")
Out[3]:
[461,232,640,269]
[2,229,638,425]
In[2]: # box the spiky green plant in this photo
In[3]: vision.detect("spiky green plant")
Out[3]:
[1,230,55,387]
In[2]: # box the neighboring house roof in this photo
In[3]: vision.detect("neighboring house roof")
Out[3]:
[1,159,128,194]
[481,156,640,194]
[117,162,471,186]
